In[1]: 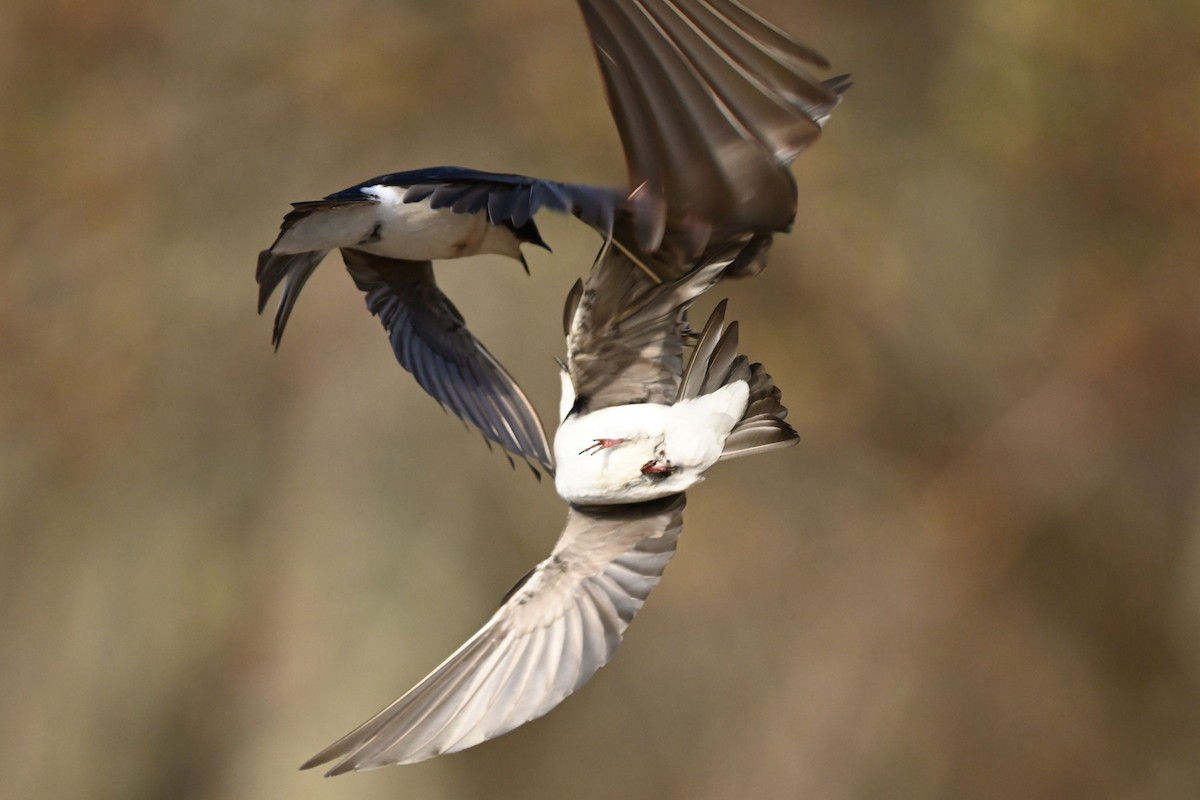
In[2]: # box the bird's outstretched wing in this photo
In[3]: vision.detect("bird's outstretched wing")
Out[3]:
[342,249,553,473]
[301,493,686,774]
[578,0,849,255]
[331,166,623,236]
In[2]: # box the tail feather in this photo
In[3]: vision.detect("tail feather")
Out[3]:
[678,299,728,401]
[256,249,329,349]
[720,361,799,460]
[679,302,799,460]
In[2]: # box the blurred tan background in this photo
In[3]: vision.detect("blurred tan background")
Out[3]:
[3,1,1199,798]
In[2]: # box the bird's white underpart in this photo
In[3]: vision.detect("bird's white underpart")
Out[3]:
[270,186,525,262]
[554,380,749,504]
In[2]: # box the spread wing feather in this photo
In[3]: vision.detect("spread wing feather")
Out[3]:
[301,494,686,773]
[578,0,847,252]
[342,249,552,472]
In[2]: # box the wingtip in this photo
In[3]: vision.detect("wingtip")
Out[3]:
[255,253,274,314]
[527,456,556,481]
[254,248,272,283]
[298,752,330,773]
[825,73,854,96]
[298,751,359,777]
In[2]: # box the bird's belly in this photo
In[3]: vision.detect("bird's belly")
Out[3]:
[360,188,522,261]
[556,441,660,505]
[554,404,690,505]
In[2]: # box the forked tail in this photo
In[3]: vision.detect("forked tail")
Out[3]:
[678,300,800,460]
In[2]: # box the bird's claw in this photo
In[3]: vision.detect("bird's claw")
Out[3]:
[580,438,626,455]
[640,459,674,476]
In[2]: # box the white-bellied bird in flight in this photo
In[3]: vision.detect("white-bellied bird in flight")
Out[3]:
[302,241,798,773]
[290,0,848,773]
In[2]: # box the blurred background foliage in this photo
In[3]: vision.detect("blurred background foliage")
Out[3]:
[2,1,1199,798]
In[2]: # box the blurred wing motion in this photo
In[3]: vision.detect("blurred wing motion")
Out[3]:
[578,0,850,257]
[257,168,624,473]
[301,494,686,774]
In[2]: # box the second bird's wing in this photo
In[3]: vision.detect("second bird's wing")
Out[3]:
[578,0,848,257]
[301,493,686,773]
[343,249,553,473]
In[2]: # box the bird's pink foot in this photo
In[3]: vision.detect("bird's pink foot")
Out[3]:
[580,438,626,455]
[640,459,674,476]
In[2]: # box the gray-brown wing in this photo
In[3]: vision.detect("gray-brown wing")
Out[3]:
[342,249,552,472]
[577,0,848,254]
[301,493,686,773]
[563,236,764,412]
